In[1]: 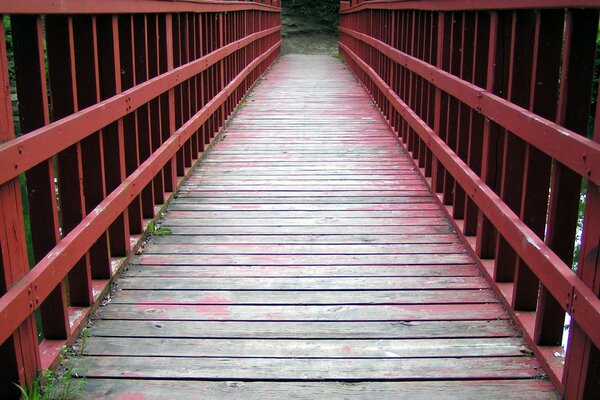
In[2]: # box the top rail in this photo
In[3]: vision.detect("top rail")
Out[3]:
[0,0,282,14]
[0,1,281,397]
[342,0,600,11]
[339,1,600,399]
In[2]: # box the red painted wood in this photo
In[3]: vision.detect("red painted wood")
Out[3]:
[0,22,40,398]
[0,3,281,386]
[12,15,70,342]
[46,15,94,307]
[340,3,600,396]
[68,55,553,397]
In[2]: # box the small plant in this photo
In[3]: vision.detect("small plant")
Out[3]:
[80,329,90,353]
[146,221,172,236]
[13,347,86,400]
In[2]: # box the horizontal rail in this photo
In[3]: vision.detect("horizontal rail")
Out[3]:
[0,25,281,185]
[0,39,280,347]
[340,27,600,185]
[342,0,600,12]
[0,1,281,396]
[0,0,281,14]
[340,2,600,398]
[340,41,600,349]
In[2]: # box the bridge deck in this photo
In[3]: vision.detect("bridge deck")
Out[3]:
[72,55,558,399]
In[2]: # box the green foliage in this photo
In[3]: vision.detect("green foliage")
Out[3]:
[80,329,90,353]
[147,221,172,236]
[282,0,339,33]
[13,348,86,400]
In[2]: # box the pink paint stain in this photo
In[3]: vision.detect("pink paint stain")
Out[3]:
[193,304,230,317]
[199,294,229,304]
[342,345,352,354]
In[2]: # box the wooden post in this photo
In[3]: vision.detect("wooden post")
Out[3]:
[0,20,40,398]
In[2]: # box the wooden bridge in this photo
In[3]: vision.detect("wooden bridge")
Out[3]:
[0,1,599,399]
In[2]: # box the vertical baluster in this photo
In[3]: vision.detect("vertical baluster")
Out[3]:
[442,12,461,206]
[512,10,562,312]
[147,14,166,205]
[160,14,177,193]
[133,14,156,219]
[476,11,499,260]
[464,11,489,237]
[73,15,111,279]
[430,12,445,194]
[46,15,93,306]
[452,12,475,223]
[563,91,600,399]
[181,14,193,169]
[11,15,69,339]
[0,19,40,397]
[537,9,598,348]
[118,15,143,235]
[494,11,535,285]
[97,15,130,258]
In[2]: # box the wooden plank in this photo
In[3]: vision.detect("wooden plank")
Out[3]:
[142,244,467,255]
[181,184,431,191]
[124,264,481,277]
[161,217,449,227]
[97,303,507,321]
[167,203,439,211]
[83,337,525,358]
[110,289,497,305]
[176,190,433,198]
[75,379,560,400]
[88,319,518,339]
[132,253,473,266]
[74,356,544,380]
[160,226,455,235]
[171,197,436,204]
[148,234,460,245]
[64,54,554,398]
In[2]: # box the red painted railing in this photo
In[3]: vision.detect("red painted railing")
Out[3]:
[340,1,600,398]
[0,0,280,396]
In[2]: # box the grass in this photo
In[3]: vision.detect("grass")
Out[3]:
[14,347,86,400]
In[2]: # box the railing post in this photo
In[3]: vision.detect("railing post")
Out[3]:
[536,9,598,349]
[165,14,179,189]
[0,20,40,398]
[45,15,94,306]
[562,90,600,400]
[475,11,498,259]
[11,15,71,342]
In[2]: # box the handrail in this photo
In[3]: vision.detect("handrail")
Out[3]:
[340,1,599,398]
[0,1,281,397]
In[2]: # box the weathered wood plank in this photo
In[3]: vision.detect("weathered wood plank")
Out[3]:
[124,264,480,277]
[73,356,545,380]
[167,203,439,211]
[161,217,449,226]
[142,243,467,255]
[176,190,433,198]
[110,289,498,305]
[149,233,460,245]
[132,253,473,266]
[97,304,508,321]
[83,337,526,358]
[118,276,488,290]
[172,197,436,204]
[162,225,455,235]
[74,379,560,400]
[88,319,518,339]
[67,55,555,398]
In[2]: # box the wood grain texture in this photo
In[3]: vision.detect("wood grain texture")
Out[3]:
[70,55,556,398]
[76,379,559,400]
